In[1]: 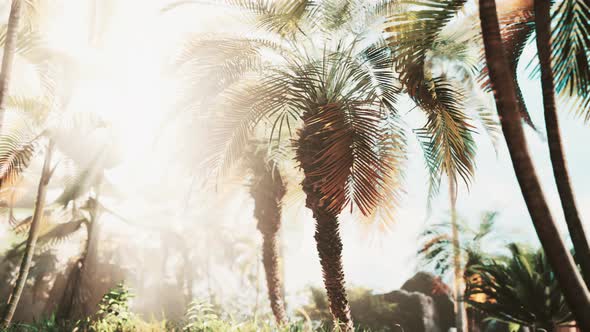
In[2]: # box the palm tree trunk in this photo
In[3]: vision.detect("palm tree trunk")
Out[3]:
[0,0,23,134]
[533,0,590,288]
[297,121,354,331]
[449,180,467,332]
[251,158,288,325]
[260,231,287,324]
[1,140,53,327]
[478,0,590,329]
[311,203,353,331]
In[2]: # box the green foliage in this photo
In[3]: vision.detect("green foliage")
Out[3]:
[465,243,573,330]
[548,0,590,121]
[301,287,402,331]
[183,299,226,332]
[1,314,63,332]
[418,211,498,278]
[78,283,142,332]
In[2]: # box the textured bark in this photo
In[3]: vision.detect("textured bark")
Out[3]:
[534,0,590,288]
[296,111,354,331]
[261,233,287,324]
[1,141,53,327]
[312,203,353,331]
[0,0,23,134]
[479,1,590,330]
[251,155,288,325]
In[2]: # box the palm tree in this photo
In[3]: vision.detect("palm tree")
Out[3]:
[170,1,488,329]
[1,138,54,327]
[465,243,573,332]
[533,0,590,287]
[478,0,590,329]
[247,147,288,325]
[0,0,23,134]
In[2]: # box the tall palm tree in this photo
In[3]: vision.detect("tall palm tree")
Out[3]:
[0,0,23,134]
[533,0,590,287]
[478,0,590,329]
[248,147,288,325]
[1,139,54,327]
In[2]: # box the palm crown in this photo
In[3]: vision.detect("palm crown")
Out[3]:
[175,0,493,218]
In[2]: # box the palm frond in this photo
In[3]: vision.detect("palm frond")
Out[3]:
[550,0,590,121]
[3,218,86,263]
[227,0,317,37]
[465,244,573,327]
[0,113,39,202]
[195,78,288,178]
[385,0,467,98]
[35,218,87,253]
[291,52,404,216]
[415,78,476,194]
[317,0,355,33]
[174,37,282,115]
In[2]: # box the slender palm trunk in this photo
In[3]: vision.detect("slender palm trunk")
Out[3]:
[449,181,467,332]
[312,206,353,331]
[1,140,53,327]
[0,0,23,134]
[251,159,288,325]
[260,231,287,324]
[533,0,590,288]
[478,1,590,329]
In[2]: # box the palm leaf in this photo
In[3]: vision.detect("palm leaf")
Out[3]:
[549,0,590,121]
[0,115,39,201]
[414,78,476,194]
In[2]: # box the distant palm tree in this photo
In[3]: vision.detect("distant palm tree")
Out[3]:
[478,0,590,329]
[419,211,498,278]
[247,147,288,325]
[465,243,573,332]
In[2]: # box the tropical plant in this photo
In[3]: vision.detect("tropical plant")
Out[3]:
[465,243,573,332]
[90,283,136,332]
[419,209,499,332]
[418,211,498,279]
[246,144,288,325]
[478,0,590,329]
